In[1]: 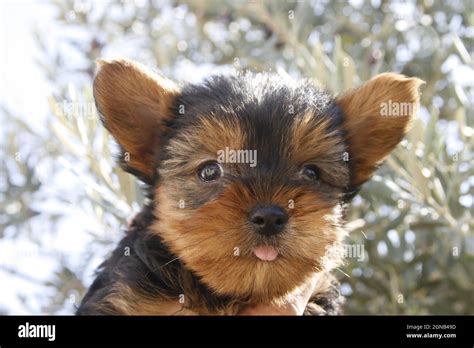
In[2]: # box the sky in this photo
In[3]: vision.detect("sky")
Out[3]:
[0,1,53,132]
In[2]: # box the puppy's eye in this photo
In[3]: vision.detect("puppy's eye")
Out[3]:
[198,162,223,182]
[300,165,320,182]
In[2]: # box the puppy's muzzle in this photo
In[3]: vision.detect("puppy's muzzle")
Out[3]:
[248,205,288,236]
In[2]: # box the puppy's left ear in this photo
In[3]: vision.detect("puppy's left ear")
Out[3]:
[336,73,424,188]
[93,59,180,184]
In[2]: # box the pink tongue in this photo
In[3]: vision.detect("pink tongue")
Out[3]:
[253,246,279,261]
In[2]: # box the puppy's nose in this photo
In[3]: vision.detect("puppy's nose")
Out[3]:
[248,205,288,236]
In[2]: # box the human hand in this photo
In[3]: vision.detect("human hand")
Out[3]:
[237,275,318,315]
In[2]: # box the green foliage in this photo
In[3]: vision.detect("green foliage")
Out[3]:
[343,108,473,314]
[1,0,473,314]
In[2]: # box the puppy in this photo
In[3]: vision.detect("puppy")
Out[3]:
[76,59,422,315]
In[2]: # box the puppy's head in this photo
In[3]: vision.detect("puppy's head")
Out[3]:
[94,59,423,301]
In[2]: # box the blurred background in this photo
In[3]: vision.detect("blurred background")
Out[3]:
[0,0,473,315]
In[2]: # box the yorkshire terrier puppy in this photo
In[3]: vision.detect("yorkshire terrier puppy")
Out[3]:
[77,59,422,315]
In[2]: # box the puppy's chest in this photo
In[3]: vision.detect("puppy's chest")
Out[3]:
[139,302,241,315]
[110,287,242,315]
[128,300,200,315]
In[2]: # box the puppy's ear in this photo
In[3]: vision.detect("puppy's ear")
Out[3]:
[94,59,180,184]
[336,73,424,187]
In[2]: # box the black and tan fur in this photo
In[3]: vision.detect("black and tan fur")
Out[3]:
[77,59,423,315]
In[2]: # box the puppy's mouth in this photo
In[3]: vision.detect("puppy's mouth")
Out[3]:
[253,245,279,261]
[250,231,286,262]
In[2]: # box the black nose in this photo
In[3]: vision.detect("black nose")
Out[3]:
[248,205,288,236]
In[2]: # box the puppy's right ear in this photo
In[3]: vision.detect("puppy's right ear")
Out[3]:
[93,59,180,184]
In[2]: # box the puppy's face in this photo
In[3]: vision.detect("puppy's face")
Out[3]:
[94,60,422,301]
[154,76,351,300]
